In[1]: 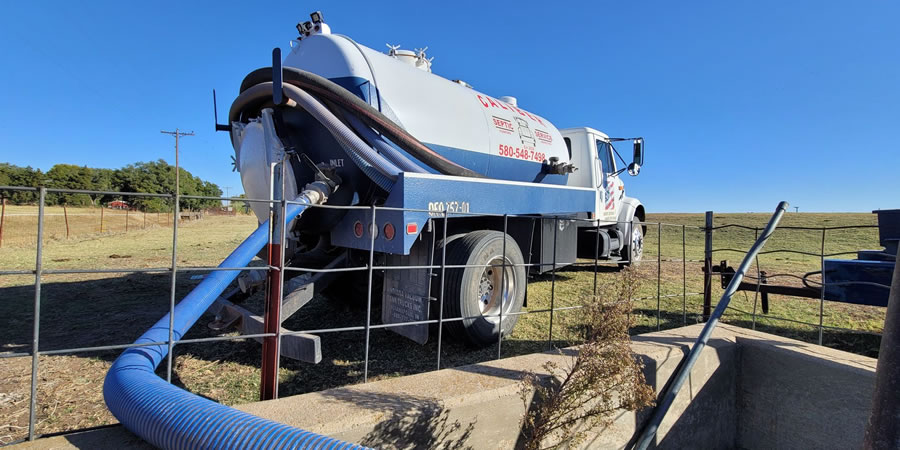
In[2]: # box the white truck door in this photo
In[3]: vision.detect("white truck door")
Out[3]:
[594,138,618,222]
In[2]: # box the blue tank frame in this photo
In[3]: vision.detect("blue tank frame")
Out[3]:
[330,171,597,254]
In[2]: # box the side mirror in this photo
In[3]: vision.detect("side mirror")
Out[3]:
[627,162,641,176]
[632,138,644,167]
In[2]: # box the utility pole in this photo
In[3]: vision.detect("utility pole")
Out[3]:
[160,129,195,201]
[159,128,193,384]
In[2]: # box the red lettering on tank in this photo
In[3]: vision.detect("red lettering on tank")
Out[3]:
[475,95,547,126]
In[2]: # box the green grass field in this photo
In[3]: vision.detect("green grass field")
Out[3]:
[0,211,886,441]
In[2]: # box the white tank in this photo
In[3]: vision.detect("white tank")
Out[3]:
[283,34,571,184]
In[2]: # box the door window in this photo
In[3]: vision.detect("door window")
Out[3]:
[596,140,615,174]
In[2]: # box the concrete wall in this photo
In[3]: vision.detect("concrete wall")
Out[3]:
[17,324,877,449]
[737,334,876,449]
[235,325,740,449]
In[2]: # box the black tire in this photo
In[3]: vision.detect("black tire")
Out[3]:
[621,217,644,267]
[438,230,526,347]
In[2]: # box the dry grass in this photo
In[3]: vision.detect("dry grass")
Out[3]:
[0,205,178,249]
[0,211,887,442]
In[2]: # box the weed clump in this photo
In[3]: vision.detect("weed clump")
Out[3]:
[519,268,655,449]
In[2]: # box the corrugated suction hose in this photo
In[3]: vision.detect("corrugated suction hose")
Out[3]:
[235,66,483,179]
[103,184,369,449]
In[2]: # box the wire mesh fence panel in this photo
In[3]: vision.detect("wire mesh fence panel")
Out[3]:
[705,212,885,357]
[0,186,890,444]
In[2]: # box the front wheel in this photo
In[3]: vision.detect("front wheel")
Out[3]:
[621,218,644,266]
[438,230,526,347]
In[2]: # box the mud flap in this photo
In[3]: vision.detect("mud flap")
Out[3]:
[381,237,432,344]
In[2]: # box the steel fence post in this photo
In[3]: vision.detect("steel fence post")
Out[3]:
[593,224,601,296]
[818,228,826,345]
[100,206,104,233]
[702,211,713,321]
[548,217,558,349]
[498,214,508,360]
[751,228,761,330]
[166,190,179,383]
[436,211,448,370]
[657,223,661,330]
[27,187,45,441]
[682,224,687,326]
[363,205,376,382]
[0,196,5,248]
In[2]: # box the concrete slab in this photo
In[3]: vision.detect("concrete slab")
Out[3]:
[12,324,878,449]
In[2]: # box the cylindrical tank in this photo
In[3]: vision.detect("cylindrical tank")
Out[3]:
[282,34,571,185]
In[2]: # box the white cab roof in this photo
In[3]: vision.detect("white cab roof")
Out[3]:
[560,127,610,140]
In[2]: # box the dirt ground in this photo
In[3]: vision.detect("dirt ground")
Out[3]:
[0,211,885,443]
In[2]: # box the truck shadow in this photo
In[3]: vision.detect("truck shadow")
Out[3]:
[315,388,476,449]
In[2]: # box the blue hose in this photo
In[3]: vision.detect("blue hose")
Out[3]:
[103,197,368,449]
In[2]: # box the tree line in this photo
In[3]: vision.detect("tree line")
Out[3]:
[0,160,223,212]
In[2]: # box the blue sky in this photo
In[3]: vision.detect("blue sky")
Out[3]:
[1,1,897,212]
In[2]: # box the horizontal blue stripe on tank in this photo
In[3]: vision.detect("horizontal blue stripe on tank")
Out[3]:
[423,142,569,185]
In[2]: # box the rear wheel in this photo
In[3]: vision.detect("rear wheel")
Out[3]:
[438,230,526,347]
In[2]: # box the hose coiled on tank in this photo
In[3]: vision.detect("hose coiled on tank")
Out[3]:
[231,82,399,190]
[235,67,483,179]
[103,185,370,449]
[337,108,427,174]
[280,83,403,189]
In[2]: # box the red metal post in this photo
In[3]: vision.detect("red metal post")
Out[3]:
[261,153,286,401]
[63,204,70,239]
[260,242,282,400]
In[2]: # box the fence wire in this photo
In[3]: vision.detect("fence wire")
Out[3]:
[0,185,887,444]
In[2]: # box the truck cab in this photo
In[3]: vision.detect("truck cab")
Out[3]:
[562,127,646,264]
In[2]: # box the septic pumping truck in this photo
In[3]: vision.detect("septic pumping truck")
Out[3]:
[100,11,646,448]
[214,11,648,354]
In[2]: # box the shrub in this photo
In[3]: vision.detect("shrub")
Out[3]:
[519,268,655,449]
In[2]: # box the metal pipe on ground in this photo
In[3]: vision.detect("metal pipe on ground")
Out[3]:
[634,201,788,450]
[863,245,900,449]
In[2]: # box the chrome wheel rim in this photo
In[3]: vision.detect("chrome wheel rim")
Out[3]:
[632,225,644,262]
[477,256,516,323]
